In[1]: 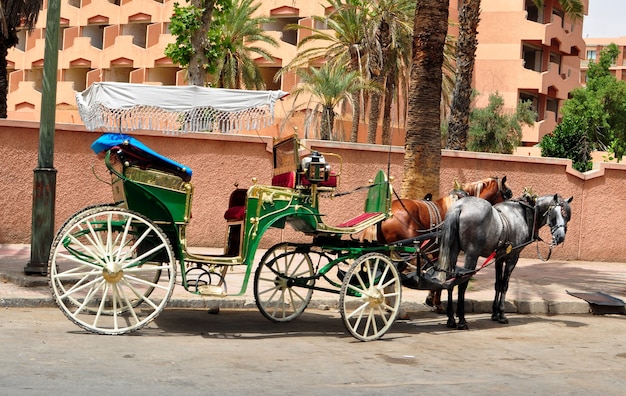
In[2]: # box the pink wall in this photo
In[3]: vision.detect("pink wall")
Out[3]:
[1,120,623,262]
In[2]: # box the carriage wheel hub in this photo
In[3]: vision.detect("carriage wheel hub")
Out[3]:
[103,264,124,283]
[274,276,288,290]
[367,289,384,306]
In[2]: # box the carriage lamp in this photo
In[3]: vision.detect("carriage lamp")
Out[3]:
[301,151,331,183]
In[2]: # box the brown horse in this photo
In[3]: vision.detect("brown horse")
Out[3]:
[375,176,512,311]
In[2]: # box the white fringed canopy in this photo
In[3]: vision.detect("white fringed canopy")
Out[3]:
[75,82,288,134]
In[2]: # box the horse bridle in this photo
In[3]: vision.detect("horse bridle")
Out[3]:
[497,177,513,201]
[545,200,567,242]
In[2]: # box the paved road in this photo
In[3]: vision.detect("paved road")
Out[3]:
[1,307,625,395]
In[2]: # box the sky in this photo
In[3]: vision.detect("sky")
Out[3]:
[583,0,626,38]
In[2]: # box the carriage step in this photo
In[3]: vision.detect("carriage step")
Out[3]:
[197,285,227,297]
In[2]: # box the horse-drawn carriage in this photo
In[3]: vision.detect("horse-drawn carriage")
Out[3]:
[50,83,443,341]
[48,83,573,340]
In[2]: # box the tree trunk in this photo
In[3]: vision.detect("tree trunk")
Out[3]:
[321,106,334,140]
[350,91,361,142]
[402,0,449,200]
[367,20,391,144]
[0,37,8,118]
[446,0,481,150]
[187,0,216,86]
[381,66,397,146]
[367,85,382,144]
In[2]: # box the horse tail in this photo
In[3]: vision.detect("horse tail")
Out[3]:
[437,204,462,282]
[362,224,379,242]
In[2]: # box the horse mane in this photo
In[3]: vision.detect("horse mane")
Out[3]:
[457,177,498,197]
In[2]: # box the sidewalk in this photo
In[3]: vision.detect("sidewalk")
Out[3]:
[1,244,625,315]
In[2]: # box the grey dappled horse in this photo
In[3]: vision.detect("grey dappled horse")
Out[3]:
[438,194,573,330]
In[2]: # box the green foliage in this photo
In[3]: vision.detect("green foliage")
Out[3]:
[165,1,231,75]
[291,63,378,140]
[541,43,626,169]
[212,0,277,89]
[467,92,536,154]
[540,117,592,172]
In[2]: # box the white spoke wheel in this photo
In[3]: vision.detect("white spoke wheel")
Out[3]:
[48,206,177,335]
[339,253,402,341]
[254,243,314,322]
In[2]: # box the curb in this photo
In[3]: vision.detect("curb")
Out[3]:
[0,293,593,315]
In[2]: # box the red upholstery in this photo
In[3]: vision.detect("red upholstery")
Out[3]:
[224,206,245,221]
[301,172,338,188]
[336,212,381,228]
[224,189,247,221]
[272,171,296,188]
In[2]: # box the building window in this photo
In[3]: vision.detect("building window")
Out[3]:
[522,44,542,72]
[546,98,559,121]
[587,50,597,61]
[525,0,542,23]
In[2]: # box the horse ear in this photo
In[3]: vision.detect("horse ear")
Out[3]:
[567,196,573,203]
[502,175,506,183]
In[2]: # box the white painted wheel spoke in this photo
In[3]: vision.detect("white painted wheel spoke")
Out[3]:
[49,207,177,335]
[340,253,402,341]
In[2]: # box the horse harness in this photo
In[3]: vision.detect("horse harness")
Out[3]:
[494,197,555,258]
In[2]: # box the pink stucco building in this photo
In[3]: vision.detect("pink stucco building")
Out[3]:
[8,0,588,146]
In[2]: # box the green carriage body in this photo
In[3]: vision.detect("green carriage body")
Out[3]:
[105,134,392,268]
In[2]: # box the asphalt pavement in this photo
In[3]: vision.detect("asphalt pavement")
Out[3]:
[1,243,625,316]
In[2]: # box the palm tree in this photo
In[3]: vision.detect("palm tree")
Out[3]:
[445,0,480,150]
[290,63,376,140]
[211,0,278,89]
[446,0,584,150]
[0,0,43,118]
[279,0,370,142]
[402,0,449,199]
[366,0,414,144]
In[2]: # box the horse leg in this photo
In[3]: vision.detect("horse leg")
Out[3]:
[446,288,456,328]
[425,290,435,307]
[494,259,518,324]
[426,290,445,313]
[433,290,444,313]
[456,280,470,330]
[492,260,504,322]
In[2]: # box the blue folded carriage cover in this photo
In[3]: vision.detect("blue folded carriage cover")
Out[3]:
[91,133,193,179]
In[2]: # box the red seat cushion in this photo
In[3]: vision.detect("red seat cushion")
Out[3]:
[224,206,245,221]
[272,171,296,188]
[336,212,381,228]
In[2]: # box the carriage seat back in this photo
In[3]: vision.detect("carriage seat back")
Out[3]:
[271,171,296,188]
[364,170,390,213]
[92,133,192,182]
[223,188,247,221]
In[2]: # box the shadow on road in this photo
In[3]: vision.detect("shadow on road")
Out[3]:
[143,307,599,341]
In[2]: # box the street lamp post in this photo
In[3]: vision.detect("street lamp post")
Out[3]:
[24,0,61,275]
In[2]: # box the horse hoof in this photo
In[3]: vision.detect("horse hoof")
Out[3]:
[435,305,446,314]
[425,295,434,307]
[457,323,469,330]
[491,313,499,321]
[446,319,457,328]
[498,317,509,324]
